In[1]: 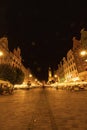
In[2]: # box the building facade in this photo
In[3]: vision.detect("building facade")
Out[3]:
[0,37,30,83]
[56,28,87,82]
[63,49,79,82]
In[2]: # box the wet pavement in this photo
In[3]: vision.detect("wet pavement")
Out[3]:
[0,88,87,130]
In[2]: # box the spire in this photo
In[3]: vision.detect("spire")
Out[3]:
[48,67,52,81]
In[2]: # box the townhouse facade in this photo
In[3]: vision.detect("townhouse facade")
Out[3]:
[56,28,87,82]
[0,37,30,83]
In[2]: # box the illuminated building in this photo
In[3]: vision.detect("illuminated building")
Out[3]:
[63,49,79,82]
[0,37,31,83]
[73,29,87,81]
[57,28,87,82]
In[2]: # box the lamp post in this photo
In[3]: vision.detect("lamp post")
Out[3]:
[29,74,33,82]
[54,74,58,82]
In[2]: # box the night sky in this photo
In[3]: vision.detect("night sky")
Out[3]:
[0,1,87,81]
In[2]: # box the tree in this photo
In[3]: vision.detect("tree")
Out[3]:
[0,64,25,85]
[14,67,25,84]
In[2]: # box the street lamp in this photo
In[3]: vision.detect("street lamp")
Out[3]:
[29,74,32,78]
[80,50,87,56]
[54,74,57,78]
[80,50,87,62]
[0,51,3,57]
[35,78,37,82]
[54,74,58,82]
[29,74,33,83]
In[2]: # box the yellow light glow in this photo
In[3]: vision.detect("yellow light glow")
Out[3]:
[35,78,37,81]
[29,74,32,78]
[72,77,80,81]
[54,74,57,78]
[0,51,3,56]
[80,50,87,56]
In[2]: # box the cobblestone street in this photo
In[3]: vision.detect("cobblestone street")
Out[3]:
[0,88,87,130]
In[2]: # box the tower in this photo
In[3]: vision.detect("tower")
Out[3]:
[48,67,53,82]
[80,28,87,49]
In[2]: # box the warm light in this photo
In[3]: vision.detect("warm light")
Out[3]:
[80,50,87,56]
[54,74,57,78]
[0,51,3,56]
[49,74,51,77]
[29,74,32,78]
[72,77,80,81]
[35,78,37,81]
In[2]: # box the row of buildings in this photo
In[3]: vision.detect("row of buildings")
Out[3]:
[1,28,87,85]
[48,28,87,83]
[0,37,36,85]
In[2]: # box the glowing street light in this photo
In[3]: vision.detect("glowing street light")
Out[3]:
[0,51,3,56]
[29,74,32,78]
[80,50,87,62]
[80,50,87,56]
[85,59,87,62]
[35,78,37,82]
[0,51,4,64]
[54,74,57,78]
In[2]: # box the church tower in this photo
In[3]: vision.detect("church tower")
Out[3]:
[48,67,53,82]
[80,28,87,49]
